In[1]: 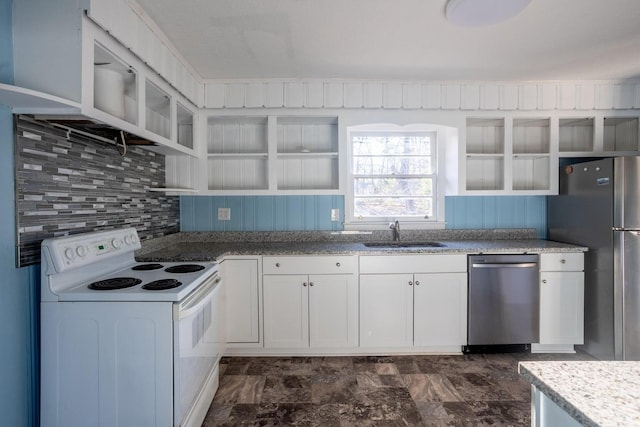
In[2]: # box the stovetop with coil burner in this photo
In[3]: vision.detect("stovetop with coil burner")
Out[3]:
[40,228,218,303]
[56,261,218,302]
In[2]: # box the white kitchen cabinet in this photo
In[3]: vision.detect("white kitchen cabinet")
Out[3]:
[359,254,467,351]
[206,116,269,191]
[535,252,585,350]
[414,273,467,347]
[262,256,357,349]
[462,117,554,194]
[10,2,199,161]
[221,258,260,344]
[205,115,340,194]
[603,117,639,152]
[263,274,309,348]
[276,117,339,191]
[359,274,414,347]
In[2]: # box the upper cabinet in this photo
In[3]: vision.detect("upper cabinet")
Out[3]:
[6,0,199,157]
[204,115,341,194]
[463,116,553,195]
[461,113,640,195]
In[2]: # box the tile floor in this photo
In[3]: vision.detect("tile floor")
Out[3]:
[203,352,593,426]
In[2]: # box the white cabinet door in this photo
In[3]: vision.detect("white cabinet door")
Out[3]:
[360,274,413,347]
[539,271,585,345]
[413,273,467,347]
[223,259,260,343]
[263,275,309,348]
[308,274,357,348]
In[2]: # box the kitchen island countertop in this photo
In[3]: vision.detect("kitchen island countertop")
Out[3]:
[519,361,640,427]
[137,238,586,262]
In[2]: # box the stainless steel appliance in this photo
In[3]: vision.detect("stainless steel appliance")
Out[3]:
[40,228,224,427]
[548,157,640,360]
[465,254,539,352]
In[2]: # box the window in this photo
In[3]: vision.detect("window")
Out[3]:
[346,124,448,229]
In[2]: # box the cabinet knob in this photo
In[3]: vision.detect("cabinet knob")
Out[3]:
[415,280,420,286]
[409,281,413,286]
[303,282,307,287]
[542,279,547,284]
[336,262,341,267]
[309,282,314,287]
[276,263,281,267]
[560,259,566,264]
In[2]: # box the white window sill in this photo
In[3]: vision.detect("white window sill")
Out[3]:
[343,220,446,231]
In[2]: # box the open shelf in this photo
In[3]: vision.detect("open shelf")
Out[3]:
[604,117,639,152]
[559,118,594,152]
[513,118,550,154]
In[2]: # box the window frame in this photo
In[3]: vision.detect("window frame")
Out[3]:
[345,123,447,230]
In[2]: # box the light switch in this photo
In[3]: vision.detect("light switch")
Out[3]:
[218,208,231,221]
[331,208,340,222]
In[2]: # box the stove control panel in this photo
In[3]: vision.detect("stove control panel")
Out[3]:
[41,228,141,273]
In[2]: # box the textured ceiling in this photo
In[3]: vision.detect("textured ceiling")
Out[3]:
[133,0,640,81]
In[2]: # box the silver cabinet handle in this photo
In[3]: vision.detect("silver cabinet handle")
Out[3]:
[303,282,307,287]
[409,281,413,286]
[542,279,547,284]
[276,263,280,267]
[336,262,341,267]
[309,282,314,287]
[560,259,566,264]
[472,262,538,268]
[415,280,420,286]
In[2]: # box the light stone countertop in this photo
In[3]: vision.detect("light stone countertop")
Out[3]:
[136,230,587,262]
[519,361,640,427]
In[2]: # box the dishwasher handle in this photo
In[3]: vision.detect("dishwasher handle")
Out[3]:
[471,262,538,268]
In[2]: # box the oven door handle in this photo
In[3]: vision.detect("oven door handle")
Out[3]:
[176,273,221,320]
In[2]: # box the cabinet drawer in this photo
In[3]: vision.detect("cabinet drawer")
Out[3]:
[359,254,467,274]
[263,256,355,275]
[540,252,584,272]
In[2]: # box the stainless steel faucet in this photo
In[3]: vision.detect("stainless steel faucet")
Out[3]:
[389,220,400,241]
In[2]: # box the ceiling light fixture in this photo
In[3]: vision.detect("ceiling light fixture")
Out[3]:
[445,0,532,27]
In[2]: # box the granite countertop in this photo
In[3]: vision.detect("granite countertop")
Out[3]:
[136,232,587,262]
[519,361,640,427]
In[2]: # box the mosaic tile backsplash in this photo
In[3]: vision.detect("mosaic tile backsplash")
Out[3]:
[14,116,180,267]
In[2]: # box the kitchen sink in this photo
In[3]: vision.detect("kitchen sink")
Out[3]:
[363,241,446,248]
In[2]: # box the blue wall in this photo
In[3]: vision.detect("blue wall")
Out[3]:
[1,1,39,426]
[181,195,547,238]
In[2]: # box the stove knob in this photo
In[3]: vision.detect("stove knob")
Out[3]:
[76,245,88,257]
[125,235,137,245]
[64,247,76,260]
[111,238,121,249]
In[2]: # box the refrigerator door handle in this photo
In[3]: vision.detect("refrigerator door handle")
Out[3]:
[612,227,640,232]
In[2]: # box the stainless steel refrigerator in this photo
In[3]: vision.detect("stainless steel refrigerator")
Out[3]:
[548,156,640,360]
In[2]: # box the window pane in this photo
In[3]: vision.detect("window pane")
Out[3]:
[353,156,433,175]
[352,136,431,156]
[354,197,432,217]
[354,178,433,197]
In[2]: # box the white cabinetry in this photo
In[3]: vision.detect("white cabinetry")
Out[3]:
[262,256,357,350]
[533,252,585,352]
[10,3,198,158]
[205,115,340,194]
[463,117,553,194]
[359,254,467,352]
[221,258,261,345]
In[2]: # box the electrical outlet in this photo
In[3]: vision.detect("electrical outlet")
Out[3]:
[218,207,231,221]
[331,208,340,222]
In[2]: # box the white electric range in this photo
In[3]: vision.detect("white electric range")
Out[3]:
[40,228,224,427]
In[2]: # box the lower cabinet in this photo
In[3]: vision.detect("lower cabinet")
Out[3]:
[222,258,260,344]
[536,252,585,348]
[262,256,358,349]
[359,254,468,350]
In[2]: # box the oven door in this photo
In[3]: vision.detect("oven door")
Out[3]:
[173,272,224,427]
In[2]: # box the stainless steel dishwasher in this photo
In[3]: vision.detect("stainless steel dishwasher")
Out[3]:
[465,254,539,353]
